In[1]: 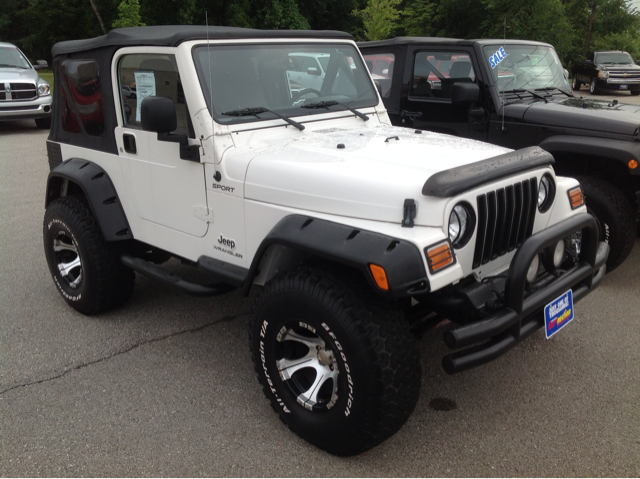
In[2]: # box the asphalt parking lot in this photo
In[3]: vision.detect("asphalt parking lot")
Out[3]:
[0,114,639,476]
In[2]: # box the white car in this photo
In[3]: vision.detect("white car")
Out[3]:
[44,26,608,456]
[0,42,52,128]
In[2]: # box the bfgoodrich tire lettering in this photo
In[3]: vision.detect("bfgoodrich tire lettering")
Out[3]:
[249,267,421,456]
[576,176,636,272]
[43,196,135,315]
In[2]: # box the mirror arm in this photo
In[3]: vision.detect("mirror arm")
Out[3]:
[157,132,200,162]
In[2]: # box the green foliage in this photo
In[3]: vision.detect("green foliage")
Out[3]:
[2,0,640,67]
[112,0,146,28]
[353,0,402,40]
[401,0,436,37]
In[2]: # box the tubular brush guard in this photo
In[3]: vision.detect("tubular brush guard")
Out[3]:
[441,213,609,375]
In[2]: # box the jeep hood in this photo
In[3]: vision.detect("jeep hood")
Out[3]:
[244,126,511,226]
[505,97,640,137]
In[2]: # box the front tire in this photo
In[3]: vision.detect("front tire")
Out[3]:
[589,78,600,95]
[249,267,421,456]
[577,176,636,272]
[35,117,51,129]
[43,196,135,315]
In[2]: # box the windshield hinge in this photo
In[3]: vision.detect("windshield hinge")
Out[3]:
[193,205,214,223]
[402,199,416,228]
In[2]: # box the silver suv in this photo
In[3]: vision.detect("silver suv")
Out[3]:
[0,42,52,128]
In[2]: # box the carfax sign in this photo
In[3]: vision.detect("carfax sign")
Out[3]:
[544,290,574,339]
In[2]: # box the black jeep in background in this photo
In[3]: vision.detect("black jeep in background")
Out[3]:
[359,37,640,271]
[572,50,640,95]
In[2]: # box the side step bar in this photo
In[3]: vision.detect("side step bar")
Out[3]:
[121,255,236,296]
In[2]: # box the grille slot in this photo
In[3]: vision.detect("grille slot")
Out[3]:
[472,178,538,268]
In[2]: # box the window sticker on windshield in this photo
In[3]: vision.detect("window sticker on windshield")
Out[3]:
[489,47,507,69]
[134,71,156,122]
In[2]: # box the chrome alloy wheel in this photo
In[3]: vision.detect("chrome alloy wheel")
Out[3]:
[276,322,340,412]
[52,230,83,288]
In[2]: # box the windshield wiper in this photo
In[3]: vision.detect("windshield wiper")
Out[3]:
[535,87,572,97]
[301,100,369,122]
[0,63,28,69]
[221,107,304,131]
[504,88,549,102]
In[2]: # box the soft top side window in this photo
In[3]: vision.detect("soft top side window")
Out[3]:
[411,51,475,100]
[361,53,395,98]
[60,60,105,136]
[117,53,192,137]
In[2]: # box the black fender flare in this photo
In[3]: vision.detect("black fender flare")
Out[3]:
[242,215,429,299]
[538,135,640,176]
[45,158,133,241]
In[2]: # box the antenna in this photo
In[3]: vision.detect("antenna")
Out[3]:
[206,11,222,182]
[501,17,506,133]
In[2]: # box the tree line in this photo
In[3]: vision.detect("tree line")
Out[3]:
[1,0,639,66]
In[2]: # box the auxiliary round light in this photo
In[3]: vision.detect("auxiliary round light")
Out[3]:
[526,254,540,283]
[552,240,565,268]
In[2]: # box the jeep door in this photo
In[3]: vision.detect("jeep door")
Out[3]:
[114,50,208,238]
[400,46,487,141]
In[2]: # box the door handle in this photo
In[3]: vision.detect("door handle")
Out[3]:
[400,110,422,119]
[123,133,137,154]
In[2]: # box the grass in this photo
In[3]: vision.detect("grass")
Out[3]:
[39,70,54,91]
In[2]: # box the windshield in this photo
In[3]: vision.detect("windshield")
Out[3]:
[482,44,569,93]
[0,46,31,69]
[193,43,377,124]
[595,52,635,65]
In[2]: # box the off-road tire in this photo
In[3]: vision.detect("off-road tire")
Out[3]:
[35,117,51,129]
[43,196,135,315]
[571,76,581,91]
[576,176,636,272]
[249,267,421,456]
[589,78,599,95]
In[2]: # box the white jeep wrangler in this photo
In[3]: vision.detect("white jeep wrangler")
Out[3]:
[44,26,608,456]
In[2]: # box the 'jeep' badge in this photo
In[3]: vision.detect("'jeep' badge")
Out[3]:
[4,84,10,93]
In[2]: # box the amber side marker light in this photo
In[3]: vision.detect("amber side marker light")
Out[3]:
[568,186,584,209]
[425,242,455,274]
[629,159,638,169]
[369,264,389,290]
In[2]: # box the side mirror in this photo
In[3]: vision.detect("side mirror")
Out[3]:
[307,67,321,76]
[585,60,594,65]
[34,60,48,71]
[141,96,199,162]
[141,96,177,133]
[452,82,480,105]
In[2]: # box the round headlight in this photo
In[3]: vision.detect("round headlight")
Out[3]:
[538,174,555,213]
[526,254,540,283]
[38,83,50,96]
[448,203,475,248]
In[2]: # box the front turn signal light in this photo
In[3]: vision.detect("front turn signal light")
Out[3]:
[568,186,584,209]
[629,159,638,169]
[369,264,389,291]
[425,241,456,274]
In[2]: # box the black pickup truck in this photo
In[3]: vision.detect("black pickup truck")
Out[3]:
[572,50,640,95]
[359,37,640,271]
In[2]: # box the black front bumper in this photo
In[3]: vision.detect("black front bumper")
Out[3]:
[442,213,609,375]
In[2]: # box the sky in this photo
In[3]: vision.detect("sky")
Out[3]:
[631,0,640,12]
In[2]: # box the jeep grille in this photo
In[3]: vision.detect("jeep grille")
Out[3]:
[0,82,37,101]
[472,178,537,268]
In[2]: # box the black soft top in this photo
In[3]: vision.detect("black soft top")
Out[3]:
[358,37,552,49]
[53,25,353,56]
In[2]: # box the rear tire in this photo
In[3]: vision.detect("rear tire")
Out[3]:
[249,267,421,456]
[571,76,581,91]
[576,176,636,272]
[43,196,135,315]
